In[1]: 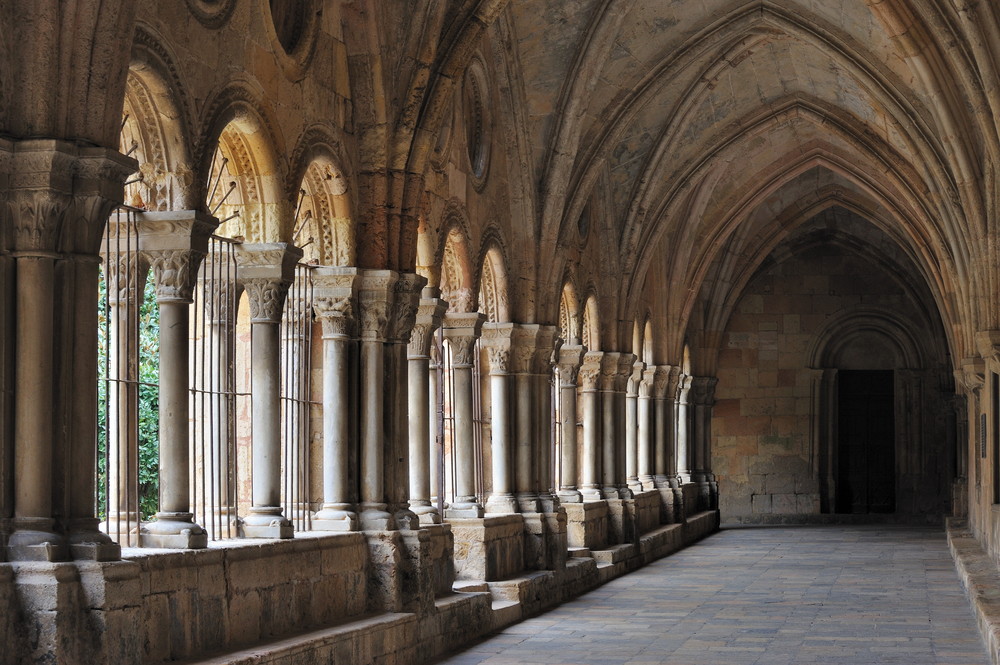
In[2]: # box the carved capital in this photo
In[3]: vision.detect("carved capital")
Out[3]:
[557,344,586,387]
[408,289,448,357]
[598,352,621,391]
[509,324,540,375]
[958,357,985,396]
[638,366,657,398]
[533,325,560,375]
[976,330,1000,368]
[480,322,514,374]
[389,272,427,344]
[102,249,150,306]
[8,187,71,253]
[615,353,636,392]
[138,210,219,303]
[690,376,718,406]
[578,351,604,390]
[147,248,202,303]
[313,267,358,339]
[651,366,672,399]
[443,312,486,367]
[243,278,289,323]
[356,269,397,341]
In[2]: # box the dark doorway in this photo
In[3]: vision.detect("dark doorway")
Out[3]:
[836,370,895,514]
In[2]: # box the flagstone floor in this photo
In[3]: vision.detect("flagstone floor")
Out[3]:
[433,526,988,665]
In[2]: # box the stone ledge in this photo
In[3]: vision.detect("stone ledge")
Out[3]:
[947,518,1000,665]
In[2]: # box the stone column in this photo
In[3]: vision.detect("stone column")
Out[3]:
[387,272,426,529]
[534,326,560,512]
[236,244,302,539]
[511,325,541,511]
[481,323,518,514]
[676,373,693,482]
[407,289,448,524]
[311,267,358,531]
[599,352,622,498]
[138,210,217,548]
[443,312,487,518]
[690,375,719,511]
[556,345,586,503]
[356,270,397,530]
[626,359,645,494]
[637,366,656,490]
[578,351,604,501]
[7,142,133,562]
[429,343,444,514]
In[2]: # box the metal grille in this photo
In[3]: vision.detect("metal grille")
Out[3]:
[472,339,486,505]
[436,332,486,508]
[189,236,241,541]
[281,263,315,531]
[98,206,157,546]
[552,368,561,492]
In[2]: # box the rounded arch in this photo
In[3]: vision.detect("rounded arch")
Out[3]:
[438,211,476,313]
[477,240,510,323]
[199,84,288,241]
[582,291,601,352]
[808,308,932,371]
[125,26,198,210]
[558,276,581,345]
[642,317,654,365]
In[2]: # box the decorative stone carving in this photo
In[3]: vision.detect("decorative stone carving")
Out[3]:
[9,188,71,252]
[243,278,289,323]
[480,322,514,375]
[442,312,486,368]
[235,243,302,321]
[313,266,358,339]
[652,365,672,399]
[616,353,637,392]
[148,249,202,303]
[389,273,427,344]
[356,270,397,342]
[509,324,540,375]
[533,326,560,376]
[690,376,718,406]
[556,344,586,386]
[408,288,448,357]
[138,210,219,303]
[579,351,604,390]
[638,366,657,398]
[599,352,621,391]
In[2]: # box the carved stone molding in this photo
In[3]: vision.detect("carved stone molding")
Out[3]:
[958,357,985,396]
[102,250,150,306]
[638,366,657,398]
[599,352,621,391]
[389,272,427,344]
[313,267,358,339]
[243,278,289,323]
[147,249,203,303]
[138,210,219,303]
[690,376,719,406]
[509,323,540,375]
[443,311,486,368]
[533,325,559,376]
[556,344,586,387]
[628,360,645,396]
[651,365,672,399]
[614,353,636,392]
[479,322,514,374]
[355,269,397,342]
[408,289,448,358]
[579,351,604,390]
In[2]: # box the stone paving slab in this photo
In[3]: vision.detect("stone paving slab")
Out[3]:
[432,526,988,665]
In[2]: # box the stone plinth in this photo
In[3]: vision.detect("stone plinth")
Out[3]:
[422,524,455,597]
[658,484,678,523]
[522,510,568,572]
[450,514,525,581]
[606,498,636,546]
[681,482,700,517]
[563,501,609,550]
[633,490,660,535]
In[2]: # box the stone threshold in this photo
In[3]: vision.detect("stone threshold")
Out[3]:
[947,517,1000,665]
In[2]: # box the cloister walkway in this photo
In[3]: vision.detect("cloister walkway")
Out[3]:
[434,526,988,665]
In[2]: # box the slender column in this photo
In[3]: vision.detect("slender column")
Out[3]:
[599,352,621,498]
[482,323,517,514]
[637,366,656,490]
[535,326,560,512]
[311,267,358,531]
[388,272,426,529]
[578,352,603,500]
[443,312,487,518]
[356,270,397,530]
[626,359,645,494]
[614,354,636,498]
[690,376,719,510]
[664,366,682,485]
[429,345,443,514]
[676,373,694,482]
[236,244,301,538]
[407,289,448,524]
[511,325,541,511]
[139,210,217,548]
[557,345,585,503]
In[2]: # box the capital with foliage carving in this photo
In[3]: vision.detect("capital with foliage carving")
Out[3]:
[236,243,302,324]
[690,376,719,406]
[579,351,604,391]
[443,311,486,368]
[958,357,985,397]
[651,366,672,399]
[557,344,586,387]
[138,210,219,304]
[313,267,358,339]
[598,352,621,392]
[355,269,397,342]
[408,287,448,357]
[389,272,427,344]
[480,322,514,374]
[533,325,560,376]
[638,366,657,398]
[509,324,540,375]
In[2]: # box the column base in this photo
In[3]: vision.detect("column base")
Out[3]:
[557,488,583,504]
[627,479,644,494]
[412,505,442,525]
[7,519,68,562]
[538,493,560,513]
[68,518,121,561]
[394,508,420,530]
[445,501,484,519]
[241,507,294,539]
[312,506,358,531]
[579,486,603,501]
[618,486,635,500]
[653,474,670,488]
[359,505,396,531]
[516,492,540,513]
[485,493,519,514]
[140,512,208,549]
[638,475,657,491]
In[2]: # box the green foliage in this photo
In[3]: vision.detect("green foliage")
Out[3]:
[97,269,161,522]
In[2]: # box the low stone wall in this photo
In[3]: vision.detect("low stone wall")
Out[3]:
[633,490,660,535]
[450,514,524,580]
[947,518,1000,665]
[563,501,608,549]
